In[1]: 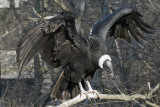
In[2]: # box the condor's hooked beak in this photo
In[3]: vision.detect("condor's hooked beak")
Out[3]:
[98,55,122,93]
[103,59,114,77]
[98,55,114,77]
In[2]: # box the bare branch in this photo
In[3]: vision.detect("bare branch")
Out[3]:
[53,94,149,107]
[45,82,160,107]
[27,16,56,21]
[145,0,160,12]
[52,94,147,107]
[145,101,160,107]
[152,39,160,50]
[44,0,48,8]
[148,82,160,97]
[53,0,74,12]
[75,0,86,33]
[30,5,42,18]
[1,29,16,38]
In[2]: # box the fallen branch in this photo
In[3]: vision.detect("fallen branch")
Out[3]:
[46,82,160,107]
[56,94,148,107]
[45,93,159,107]
[46,93,159,107]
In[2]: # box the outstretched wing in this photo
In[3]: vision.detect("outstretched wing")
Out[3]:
[90,7,156,44]
[17,12,80,71]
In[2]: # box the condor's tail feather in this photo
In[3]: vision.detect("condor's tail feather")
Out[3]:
[51,69,81,100]
[51,69,65,99]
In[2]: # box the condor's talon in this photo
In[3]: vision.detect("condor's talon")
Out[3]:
[92,90,100,98]
[80,90,91,99]
[85,80,100,98]
[78,82,91,99]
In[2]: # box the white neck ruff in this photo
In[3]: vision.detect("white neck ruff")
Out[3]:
[98,54,111,68]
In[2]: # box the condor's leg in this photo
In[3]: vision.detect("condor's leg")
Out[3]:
[85,80,100,97]
[78,82,92,99]
[78,80,100,99]
[78,82,86,95]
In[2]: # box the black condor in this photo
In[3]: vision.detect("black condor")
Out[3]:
[17,7,156,99]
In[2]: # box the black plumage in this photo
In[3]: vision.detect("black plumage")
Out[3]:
[16,7,155,99]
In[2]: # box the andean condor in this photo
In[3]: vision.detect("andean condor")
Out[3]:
[16,7,156,99]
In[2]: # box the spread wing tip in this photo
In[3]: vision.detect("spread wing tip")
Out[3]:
[16,24,43,72]
[133,15,156,34]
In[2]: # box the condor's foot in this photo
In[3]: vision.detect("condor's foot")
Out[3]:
[78,81,100,99]
[85,80,100,98]
[78,82,91,99]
